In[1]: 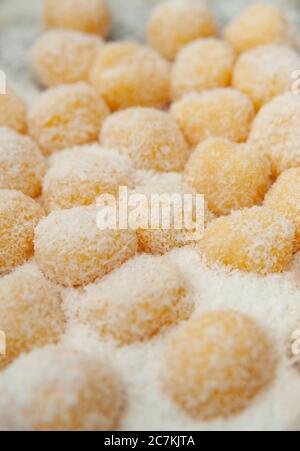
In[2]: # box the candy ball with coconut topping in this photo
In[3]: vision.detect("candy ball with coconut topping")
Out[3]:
[89,42,171,111]
[171,38,236,100]
[28,82,109,155]
[0,86,26,133]
[224,3,295,54]
[30,29,103,88]
[101,107,190,172]
[34,205,138,287]
[147,0,217,60]
[249,93,300,177]
[0,190,44,275]
[162,311,275,420]
[171,89,254,147]
[0,346,123,431]
[0,263,65,370]
[0,126,46,198]
[198,206,295,275]
[71,254,194,345]
[184,138,271,216]
[233,44,300,110]
[43,0,112,37]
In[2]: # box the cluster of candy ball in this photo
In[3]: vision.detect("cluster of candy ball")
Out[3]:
[0,0,300,431]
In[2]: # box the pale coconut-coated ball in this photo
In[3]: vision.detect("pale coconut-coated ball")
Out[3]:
[0,346,123,431]
[249,93,300,177]
[34,205,138,286]
[0,263,65,369]
[162,311,275,419]
[171,89,254,147]
[198,206,295,275]
[101,107,190,172]
[264,168,300,250]
[171,38,236,100]
[71,254,194,344]
[28,82,109,155]
[0,86,26,133]
[0,126,46,198]
[89,42,171,111]
[43,145,134,213]
[0,190,44,275]
[233,44,300,110]
[184,138,271,216]
[43,0,111,37]
[147,0,217,60]
[224,3,295,54]
[30,29,103,88]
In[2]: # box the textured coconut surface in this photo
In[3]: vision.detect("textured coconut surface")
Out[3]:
[1,0,300,432]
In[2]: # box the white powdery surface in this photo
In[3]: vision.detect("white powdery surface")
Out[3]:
[61,246,300,431]
[1,0,300,432]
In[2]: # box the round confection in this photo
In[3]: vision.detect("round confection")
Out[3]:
[72,254,194,344]
[224,3,295,54]
[233,44,300,110]
[30,29,103,88]
[0,86,26,133]
[147,0,217,60]
[184,138,271,216]
[162,311,275,419]
[0,126,46,198]
[34,205,138,286]
[249,93,300,177]
[171,89,254,147]
[264,168,300,250]
[28,82,109,155]
[0,263,65,369]
[198,206,295,275]
[89,42,171,111]
[171,38,236,100]
[43,145,134,213]
[0,346,123,431]
[43,0,111,37]
[101,107,189,172]
[131,180,208,255]
[0,190,44,275]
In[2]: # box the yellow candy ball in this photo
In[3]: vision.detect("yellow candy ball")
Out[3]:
[224,3,294,54]
[171,89,254,147]
[89,42,171,111]
[0,190,44,275]
[171,38,236,100]
[198,206,295,275]
[0,346,123,431]
[249,93,300,177]
[0,126,46,198]
[72,254,194,344]
[0,263,65,369]
[34,205,138,287]
[264,168,300,250]
[0,86,26,133]
[28,82,109,155]
[101,107,189,172]
[147,0,217,60]
[30,30,103,88]
[233,44,300,110]
[162,311,275,420]
[43,0,111,37]
[43,145,134,213]
[131,180,208,255]
[184,138,271,216]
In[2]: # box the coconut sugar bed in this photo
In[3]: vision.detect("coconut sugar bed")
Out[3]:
[0,0,300,432]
